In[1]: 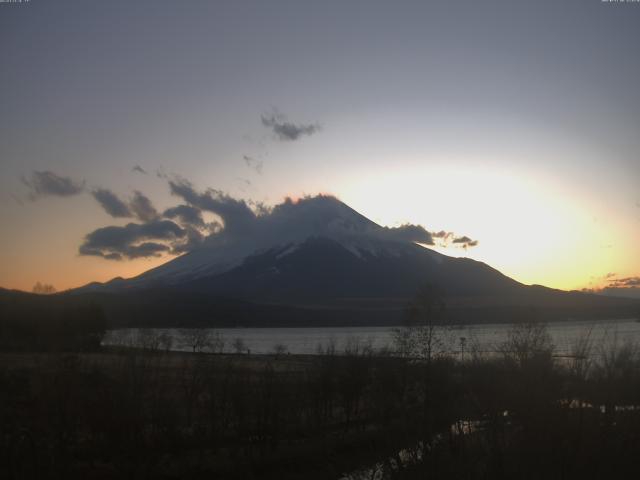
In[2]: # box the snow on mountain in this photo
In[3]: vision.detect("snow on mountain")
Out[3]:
[91,195,443,290]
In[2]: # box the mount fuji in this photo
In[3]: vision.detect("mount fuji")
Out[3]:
[69,196,638,327]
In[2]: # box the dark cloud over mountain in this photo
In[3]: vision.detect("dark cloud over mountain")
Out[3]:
[432,230,454,241]
[79,220,186,260]
[452,235,479,248]
[169,180,256,235]
[163,204,205,228]
[384,224,435,245]
[79,178,479,262]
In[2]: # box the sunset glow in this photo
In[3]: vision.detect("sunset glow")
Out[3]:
[0,0,638,297]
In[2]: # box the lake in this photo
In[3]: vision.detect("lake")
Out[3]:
[104,318,640,357]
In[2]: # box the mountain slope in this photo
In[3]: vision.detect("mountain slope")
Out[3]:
[67,196,640,326]
[123,195,385,288]
[181,236,522,303]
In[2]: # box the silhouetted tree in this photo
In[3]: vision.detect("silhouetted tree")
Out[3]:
[393,283,447,362]
[179,328,213,353]
[233,337,247,354]
[32,282,56,294]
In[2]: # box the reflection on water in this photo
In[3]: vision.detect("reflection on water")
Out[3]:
[104,318,640,357]
[340,416,500,480]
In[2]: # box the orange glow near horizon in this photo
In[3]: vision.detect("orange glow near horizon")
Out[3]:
[1,166,637,294]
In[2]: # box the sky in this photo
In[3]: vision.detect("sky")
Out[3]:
[1,0,639,294]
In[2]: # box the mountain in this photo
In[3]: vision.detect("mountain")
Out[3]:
[67,196,639,327]
[93,195,427,288]
[81,196,514,295]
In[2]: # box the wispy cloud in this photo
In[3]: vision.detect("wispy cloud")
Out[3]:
[608,276,640,288]
[243,155,264,174]
[588,274,640,300]
[384,224,435,245]
[22,171,85,199]
[91,188,158,222]
[452,235,479,249]
[261,111,321,141]
[129,190,158,222]
[132,165,147,175]
[92,189,132,218]
[423,230,480,249]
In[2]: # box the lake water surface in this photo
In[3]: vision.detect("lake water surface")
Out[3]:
[104,318,640,357]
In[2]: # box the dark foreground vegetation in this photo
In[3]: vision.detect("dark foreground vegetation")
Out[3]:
[3,285,640,479]
[2,320,640,479]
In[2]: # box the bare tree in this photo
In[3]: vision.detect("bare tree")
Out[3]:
[210,331,225,353]
[393,283,447,362]
[32,282,56,294]
[569,328,594,381]
[158,331,174,353]
[135,328,162,352]
[179,328,213,353]
[232,337,247,354]
[499,320,554,369]
[272,343,288,356]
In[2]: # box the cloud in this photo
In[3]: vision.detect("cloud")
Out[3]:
[163,204,205,228]
[169,179,256,234]
[407,230,479,249]
[261,111,321,141]
[92,189,132,218]
[243,155,264,174]
[432,230,454,241]
[81,183,479,262]
[170,227,206,254]
[584,274,640,300]
[130,190,158,222]
[385,224,435,245]
[382,226,478,249]
[79,219,187,260]
[166,185,478,252]
[132,165,147,175]
[92,188,158,221]
[22,171,85,199]
[607,276,640,288]
[162,204,225,254]
[452,235,479,249]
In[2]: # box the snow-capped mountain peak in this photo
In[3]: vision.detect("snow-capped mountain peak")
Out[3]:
[102,195,438,289]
